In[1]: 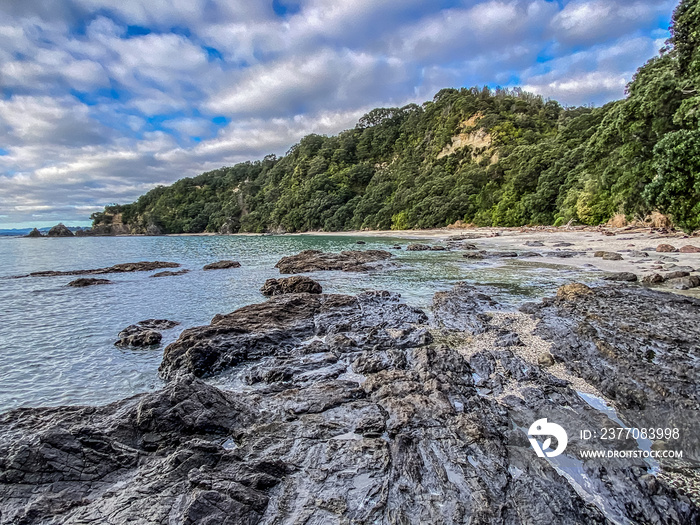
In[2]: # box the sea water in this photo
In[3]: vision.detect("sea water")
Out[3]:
[0,234,594,412]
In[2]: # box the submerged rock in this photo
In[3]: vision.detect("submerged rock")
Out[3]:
[18,261,181,278]
[260,276,322,296]
[406,243,430,251]
[203,260,241,270]
[67,277,112,287]
[274,249,392,273]
[150,269,190,278]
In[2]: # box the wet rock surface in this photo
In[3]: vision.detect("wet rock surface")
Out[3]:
[15,261,181,278]
[274,249,393,273]
[150,269,190,278]
[1,285,698,524]
[115,319,180,347]
[260,276,322,296]
[203,260,242,270]
[67,277,112,287]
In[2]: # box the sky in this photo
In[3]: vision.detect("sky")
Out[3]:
[0,0,676,228]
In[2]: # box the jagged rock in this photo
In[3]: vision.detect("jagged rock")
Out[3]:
[274,249,392,273]
[115,319,180,347]
[18,261,181,278]
[680,245,700,253]
[260,276,323,296]
[432,282,497,334]
[406,243,431,251]
[47,223,74,237]
[115,326,161,347]
[602,272,638,282]
[150,269,190,278]
[159,290,427,379]
[642,273,665,284]
[26,228,43,238]
[657,244,679,253]
[67,278,112,287]
[203,260,241,270]
[1,286,697,524]
[495,332,523,347]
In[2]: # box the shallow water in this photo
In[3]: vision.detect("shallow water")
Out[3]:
[0,234,597,412]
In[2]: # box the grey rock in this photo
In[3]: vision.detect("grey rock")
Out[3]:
[432,282,497,334]
[275,249,393,273]
[47,223,74,237]
[150,269,190,278]
[203,260,241,270]
[406,244,431,251]
[261,276,323,296]
[67,278,112,287]
[115,319,179,347]
[665,276,700,290]
[602,272,638,282]
[19,261,181,278]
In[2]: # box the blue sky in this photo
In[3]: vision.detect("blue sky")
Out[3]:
[0,0,676,228]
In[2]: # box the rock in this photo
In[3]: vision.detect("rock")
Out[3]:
[665,276,700,290]
[663,271,690,280]
[594,251,623,260]
[642,274,665,284]
[680,245,700,253]
[602,272,638,282]
[356,240,366,245]
[462,251,486,259]
[47,223,74,237]
[429,245,447,251]
[552,242,574,247]
[138,319,180,330]
[556,283,594,301]
[491,251,518,258]
[274,249,393,273]
[150,269,190,278]
[260,276,323,296]
[432,282,498,334]
[115,326,162,347]
[26,228,43,238]
[656,244,678,253]
[495,332,523,347]
[542,251,580,258]
[524,240,544,247]
[203,260,241,270]
[390,245,402,250]
[630,250,649,258]
[115,319,179,347]
[1,287,698,524]
[518,251,541,257]
[19,261,181,279]
[67,278,112,287]
[406,244,431,251]
[537,352,555,367]
[160,290,427,379]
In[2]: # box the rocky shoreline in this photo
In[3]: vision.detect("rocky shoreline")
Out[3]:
[1,250,699,523]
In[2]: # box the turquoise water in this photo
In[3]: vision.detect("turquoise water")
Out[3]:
[0,235,594,412]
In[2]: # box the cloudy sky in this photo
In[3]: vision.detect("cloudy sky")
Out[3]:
[0,0,675,228]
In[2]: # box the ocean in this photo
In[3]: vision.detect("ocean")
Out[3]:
[0,234,592,412]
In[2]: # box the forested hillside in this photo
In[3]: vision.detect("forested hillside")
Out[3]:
[92,0,700,234]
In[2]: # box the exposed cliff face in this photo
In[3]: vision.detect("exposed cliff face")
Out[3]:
[1,285,698,524]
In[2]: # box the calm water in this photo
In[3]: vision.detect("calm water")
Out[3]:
[0,235,595,412]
